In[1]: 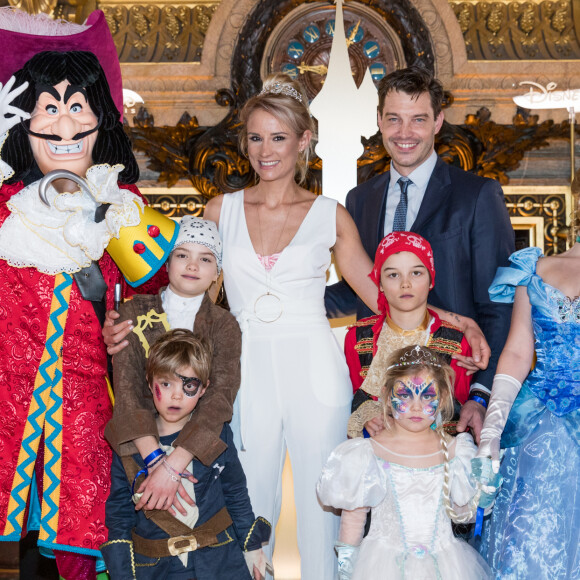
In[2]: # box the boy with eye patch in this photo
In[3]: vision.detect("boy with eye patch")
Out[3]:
[103,329,271,579]
[346,231,482,440]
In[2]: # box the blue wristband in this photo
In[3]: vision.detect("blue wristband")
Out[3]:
[144,448,165,467]
[474,507,485,538]
[470,395,488,409]
[131,467,148,495]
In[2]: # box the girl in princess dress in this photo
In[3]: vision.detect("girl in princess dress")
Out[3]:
[317,345,492,579]
[475,237,580,578]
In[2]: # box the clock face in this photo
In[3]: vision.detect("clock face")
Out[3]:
[262,2,406,101]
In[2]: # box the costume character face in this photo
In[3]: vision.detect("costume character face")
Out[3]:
[380,251,432,316]
[150,365,207,435]
[390,372,440,432]
[166,242,219,298]
[28,80,98,180]
[4,51,138,187]
[377,90,444,177]
[246,109,310,184]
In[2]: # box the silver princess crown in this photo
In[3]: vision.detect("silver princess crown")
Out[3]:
[259,81,303,103]
[386,345,442,371]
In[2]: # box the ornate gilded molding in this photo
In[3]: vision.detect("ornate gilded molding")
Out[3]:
[450,0,580,59]
[100,2,218,62]
[412,0,467,80]
[9,0,58,15]
[503,186,572,254]
[129,91,255,196]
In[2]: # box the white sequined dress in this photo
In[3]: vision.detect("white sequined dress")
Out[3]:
[317,435,491,579]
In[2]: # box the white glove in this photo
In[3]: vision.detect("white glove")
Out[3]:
[243,548,273,579]
[0,76,30,135]
[335,541,359,580]
[476,374,521,472]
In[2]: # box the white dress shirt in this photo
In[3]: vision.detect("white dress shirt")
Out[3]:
[161,286,204,330]
[383,150,438,236]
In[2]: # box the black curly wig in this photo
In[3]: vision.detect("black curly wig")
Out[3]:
[4,50,138,185]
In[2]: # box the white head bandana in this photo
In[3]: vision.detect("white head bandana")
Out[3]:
[172,216,222,273]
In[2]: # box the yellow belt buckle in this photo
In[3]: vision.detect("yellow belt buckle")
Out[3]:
[167,535,198,556]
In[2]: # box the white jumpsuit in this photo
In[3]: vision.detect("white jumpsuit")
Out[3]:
[219,191,351,580]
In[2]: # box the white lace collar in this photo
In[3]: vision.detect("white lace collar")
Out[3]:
[0,164,143,275]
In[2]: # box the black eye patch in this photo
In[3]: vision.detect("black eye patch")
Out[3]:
[176,373,203,397]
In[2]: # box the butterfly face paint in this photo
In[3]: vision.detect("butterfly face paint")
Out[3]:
[390,374,440,421]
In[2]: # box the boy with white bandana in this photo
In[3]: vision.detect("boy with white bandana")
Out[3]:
[105,217,242,522]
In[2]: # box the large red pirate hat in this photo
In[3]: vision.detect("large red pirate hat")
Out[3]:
[0,9,123,118]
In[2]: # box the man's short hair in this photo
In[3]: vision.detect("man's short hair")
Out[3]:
[377,66,444,119]
[146,329,212,386]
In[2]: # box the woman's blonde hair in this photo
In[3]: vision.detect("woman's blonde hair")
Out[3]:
[239,73,316,185]
[381,345,454,430]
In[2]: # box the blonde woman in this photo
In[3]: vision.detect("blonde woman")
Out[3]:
[204,74,378,580]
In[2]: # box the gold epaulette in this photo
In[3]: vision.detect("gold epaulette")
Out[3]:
[438,319,462,331]
[427,332,463,356]
[348,314,381,330]
[354,337,374,355]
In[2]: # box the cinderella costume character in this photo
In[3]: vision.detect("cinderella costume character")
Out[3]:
[479,247,579,578]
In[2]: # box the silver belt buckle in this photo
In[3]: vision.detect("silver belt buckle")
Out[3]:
[167,535,198,556]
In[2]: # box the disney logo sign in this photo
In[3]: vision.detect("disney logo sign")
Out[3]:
[513,81,580,110]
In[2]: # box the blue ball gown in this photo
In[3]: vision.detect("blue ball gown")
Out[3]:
[480,247,580,579]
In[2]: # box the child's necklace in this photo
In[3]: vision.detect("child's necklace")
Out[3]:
[372,437,442,458]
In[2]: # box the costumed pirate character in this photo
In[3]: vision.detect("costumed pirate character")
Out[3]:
[0,10,176,579]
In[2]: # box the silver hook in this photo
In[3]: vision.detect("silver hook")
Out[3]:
[38,170,93,207]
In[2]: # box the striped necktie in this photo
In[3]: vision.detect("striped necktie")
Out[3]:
[392,177,411,232]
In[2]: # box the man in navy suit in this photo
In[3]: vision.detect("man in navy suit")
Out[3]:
[326,66,515,437]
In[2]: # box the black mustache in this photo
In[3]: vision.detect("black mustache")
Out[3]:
[21,114,101,142]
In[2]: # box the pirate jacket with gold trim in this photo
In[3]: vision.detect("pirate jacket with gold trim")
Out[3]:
[0,181,163,556]
[102,424,270,579]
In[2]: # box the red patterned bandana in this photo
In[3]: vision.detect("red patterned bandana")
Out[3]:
[370,232,436,314]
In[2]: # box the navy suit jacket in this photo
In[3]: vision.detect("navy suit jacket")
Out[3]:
[325,156,515,389]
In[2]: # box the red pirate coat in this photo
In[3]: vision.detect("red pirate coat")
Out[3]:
[0,181,164,556]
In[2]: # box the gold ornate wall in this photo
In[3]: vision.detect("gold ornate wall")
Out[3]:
[16,0,580,125]
[451,0,580,60]
[101,1,218,63]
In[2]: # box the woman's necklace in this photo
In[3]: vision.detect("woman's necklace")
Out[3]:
[253,190,295,323]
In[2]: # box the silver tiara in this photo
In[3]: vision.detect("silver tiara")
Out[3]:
[386,345,442,371]
[259,81,303,103]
